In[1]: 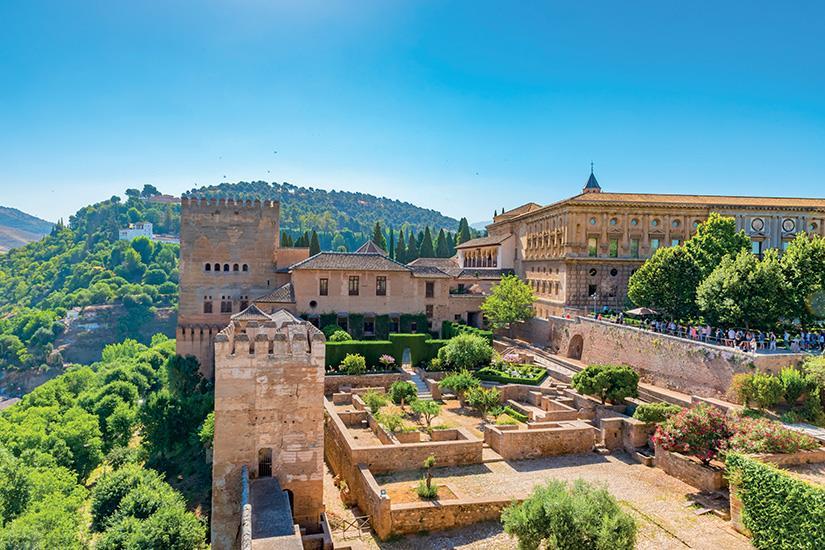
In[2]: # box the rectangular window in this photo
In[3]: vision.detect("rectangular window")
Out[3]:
[203,300,213,314]
[220,300,232,314]
[588,237,598,257]
[410,321,418,333]
[752,240,763,255]
[650,239,660,252]
[348,276,359,296]
[609,238,618,258]
[426,304,434,318]
[376,276,387,296]
[671,239,680,247]
[588,284,597,297]
[240,299,249,311]
[425,281,435,298]
[390,317,400,333]
[364,318,375,336]
[630,238,639,258]
[337,317,348,331]
[319,278,328,296]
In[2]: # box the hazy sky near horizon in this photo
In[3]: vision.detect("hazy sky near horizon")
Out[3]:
[1,1,824,224]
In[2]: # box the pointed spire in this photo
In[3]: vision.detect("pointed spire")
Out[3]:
[583,163,601,193]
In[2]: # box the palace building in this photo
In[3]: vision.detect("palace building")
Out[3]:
[484,169,825,317]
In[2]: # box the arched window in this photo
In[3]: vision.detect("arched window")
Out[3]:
[223,264,230,272]
[214,263,220,272]
[242,264,249,272]
[205,263,211,271]
[233,263,239,272]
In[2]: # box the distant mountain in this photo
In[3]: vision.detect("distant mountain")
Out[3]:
[185,180,459,234]
[0,206,53,253]
[471,220,492,231]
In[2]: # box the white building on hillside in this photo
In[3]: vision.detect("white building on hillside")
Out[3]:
[119,222,154,241]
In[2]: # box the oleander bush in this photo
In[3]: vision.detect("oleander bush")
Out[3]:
[724,417,820,454]
[727,453,825,550]
[652,403,732,465]
[632,402,682,423]
[501,479,636,550]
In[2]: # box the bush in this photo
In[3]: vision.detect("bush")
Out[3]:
[375,412,403,433]
[321,324,342,338]
[411,399,441,430]
[388,381,418,406]
[476,364,546,385]
[328,330,353,342]
[436,333,492,371]
[653,403,732,464]
[495,414,519,426]
[751,373,783,409]
[340,354,366,375]
[728,373,756,405]
[725,417,820,454]
[416,478,438,499]
[361,391,388,414]
[325,340,395,370]
[465,386,501,420]
[441,321,494,343]
[439,370,480,404]
[727,453,825,550]
[501,479,636,550]
[632,402,682,423]
[502,405,528,423]
[779,367,807,404]
[572,364,639,404]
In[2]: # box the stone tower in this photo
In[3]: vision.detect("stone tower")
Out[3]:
[210,308,326,550]
[176,197,282,377]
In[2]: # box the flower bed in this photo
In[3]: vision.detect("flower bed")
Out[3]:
[476,364,547,385]
[724,417,820,454]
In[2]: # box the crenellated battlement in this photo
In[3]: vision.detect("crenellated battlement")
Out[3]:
[181,196,279,210]
[214,317,325,362]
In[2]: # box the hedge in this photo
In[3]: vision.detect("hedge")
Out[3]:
[349,313,365,340]
[476,366,547,386]
[726,453,825,549]
[325,340,394,368]
[320,313,338,331]
[441,321,493,344]
[502,405,528,423]
[375,314,390,340]
[400,313,429,334]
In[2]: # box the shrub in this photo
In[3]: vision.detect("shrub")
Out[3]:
[411,399,441,431]
[725,417,820,454]
[779,367,807,404]
[361,391,388,414]
[751,373,783,409]
[632,402,682,423]
[329,330,353,342]
[572,364,639,404]
[727,453,825,550]
[416,478,438,499]
[728,373,755,405]
[438,370,480,405]
[436,334,492,371]
[652,403,732,464]
[388,381,418,407]
[464,386,501,420]
[476,364,547,385]
[321,324,341,338]
[378,354,395,369]
[340,354,366,375]
[502,406,528,423]
[375,412,403,433]
[495,414,519,426]
[501,479,636,550]
[325,340,395,369]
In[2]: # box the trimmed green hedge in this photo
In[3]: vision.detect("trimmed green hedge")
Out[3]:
[476,366,547,385]
[727,453,825,549]
[442,321,493,343]
[349,313,365,340]
[320,313,338,330]
[503,405,528,423]
[400,313,428,333]
[325,340,394,368]
[375,314,390,340]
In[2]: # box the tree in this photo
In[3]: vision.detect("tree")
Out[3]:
[331,232,346,252]
[781,233,825,322]
[652,404,731,465]
[141,184,160,198]
[439,370,480,406]
[465,386,501,421]
[372,222,387,250]
[388,227,395,259]
[480,275,534,337]
[684,213,750,278]
[437,333,492,370]
[457,217,472,244]
[0,448,30,524]
[501,479,637,550]
[697,249,789,328]
[419,226,435,258]
[411,399,441,431]
[309,230,321,255]
[388,380,418,408]
[435,229,450,257]
[571,364,639,404]
[446,231,456,256]
[626,246,701,320]
[396,229,407,264]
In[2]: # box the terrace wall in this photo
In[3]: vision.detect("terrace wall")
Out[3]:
[485,421,595,460]
[324,371,409,394]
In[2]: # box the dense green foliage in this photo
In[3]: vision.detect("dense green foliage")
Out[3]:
[501,479,637,550]
[340,354,367,375]
[652,404,733,464]
[0,190,180,372]
[0,335,209,546]
[388,381,418,406]
[632,402,682,423]
[627,245,703,320]
[572,364,639,405]
[480,275,534,336]
[476,364,547,385]
[464,386,501,420]
[441,321,494,343]
[725,416,819,454]
[436,333,493,371]
[439,370,481,404]
[727,453,825,550]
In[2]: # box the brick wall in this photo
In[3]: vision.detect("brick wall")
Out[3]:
[389,497,516,536]
[485,421,595,460]
[654,444,726,492]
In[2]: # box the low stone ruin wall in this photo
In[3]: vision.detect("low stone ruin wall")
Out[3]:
[389,497,516,537]
[485,421,595,460]
[324,371,409,395]
[654,444,726,492]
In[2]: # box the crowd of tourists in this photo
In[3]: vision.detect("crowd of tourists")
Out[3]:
[591,311,825,354]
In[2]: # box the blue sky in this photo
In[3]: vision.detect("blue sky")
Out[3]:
[1,1,824,224]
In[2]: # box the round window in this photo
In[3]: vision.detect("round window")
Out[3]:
[751,218,765,232]
[782,218,796,232]
[810,222,818,232]
[630,218,639,226]
[610,218,618,226]
[588,268,598,277]
[672,220,681,228]
[309,300,317,308]
[589,217,597,225]
[610,268,618,277]
[651,219,659,227]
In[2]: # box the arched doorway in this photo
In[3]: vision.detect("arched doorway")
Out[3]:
[258,448,272,478]
[567,334,584,360]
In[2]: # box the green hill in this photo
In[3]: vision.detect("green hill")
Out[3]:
[0,206,53,253]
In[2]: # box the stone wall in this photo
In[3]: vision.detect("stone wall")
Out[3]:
[324,371,409,395]
[515,316,806,397]
[389,497,516,537]
[485,421,595,460]
[654,444,726,492]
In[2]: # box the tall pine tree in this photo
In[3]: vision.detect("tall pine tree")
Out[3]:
[446,231,456,256]
[457,218,472,244]
[435,228,450,257]
[372,221,387,250]
[396,228,407,264]
[419,227,436,258]
[309,230,321,255]
[407,230,420,261]
[388,228,395,259]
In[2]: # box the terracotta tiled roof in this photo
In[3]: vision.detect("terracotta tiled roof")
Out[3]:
[290,252,410,271]
[253,283,295,304]
[568,192,825,208]
[455,234,511,249]
[230,304,273,321]
[408,265,452,278]
[407,257,462,277]
[457,268,514,279]
[354,240,388,255]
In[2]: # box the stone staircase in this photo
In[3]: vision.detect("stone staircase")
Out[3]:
[405,367,432,400]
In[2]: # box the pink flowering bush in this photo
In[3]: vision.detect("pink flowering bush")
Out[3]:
[724,417,820,454]
[652,404,732,465]
[378,354,395,369]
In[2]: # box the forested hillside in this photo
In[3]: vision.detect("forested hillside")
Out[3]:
[0,206,53,253]
[0,335,212,547]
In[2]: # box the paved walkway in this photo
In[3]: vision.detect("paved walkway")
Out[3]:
[403,365,432,400]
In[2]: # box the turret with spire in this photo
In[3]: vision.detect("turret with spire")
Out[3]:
[583,162,601,194]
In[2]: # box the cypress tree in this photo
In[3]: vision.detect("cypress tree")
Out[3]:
[372,221,387,250]
[309,230,321,255]
[446,231,456,256]
[435,228,449,257]
[457,218,472,244]
[396,229,407,264]
[388,228,395,259]
[419,227,436,258]
[407,230,420,261]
